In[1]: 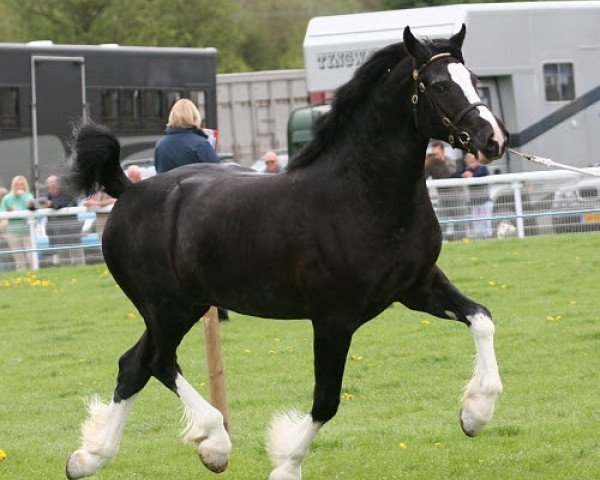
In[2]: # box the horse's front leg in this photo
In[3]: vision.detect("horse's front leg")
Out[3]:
[267,320,353,480]
[399,266,503,437]
[459,310,503,436]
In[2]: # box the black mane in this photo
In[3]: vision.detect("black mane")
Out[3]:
[287,37,463,171]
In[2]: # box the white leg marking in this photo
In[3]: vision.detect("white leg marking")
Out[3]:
[176,374,231,473]
[66,395,135,479]
[447,63,506,151]
[461,312,503,436]
[267,411,322,480]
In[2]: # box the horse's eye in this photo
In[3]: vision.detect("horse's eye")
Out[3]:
[430,83,445,94]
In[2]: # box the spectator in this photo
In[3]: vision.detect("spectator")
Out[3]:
[263,151,281,174]
[154,98,219,173]
[453,153,493,239]
[44,175,84,266]
[153,98,229,321]
[0,176,35,271]
[126,165,143,183]
[0,187,13,271]
[83,191,115,237]
[425,141,466,240]
[427,140,456,178]
[424,140,454,179]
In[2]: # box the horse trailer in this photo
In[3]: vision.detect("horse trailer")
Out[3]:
[0,43,217,194]
[299,1,600,173]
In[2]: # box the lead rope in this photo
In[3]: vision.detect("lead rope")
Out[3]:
[508,148,600,178]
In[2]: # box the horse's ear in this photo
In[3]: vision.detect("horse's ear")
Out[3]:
[449,24,466,49]
[403,26,429,64]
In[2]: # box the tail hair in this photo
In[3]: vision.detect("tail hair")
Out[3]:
[63,121,131,199]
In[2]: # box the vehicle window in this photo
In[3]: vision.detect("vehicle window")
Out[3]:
[543,63,575,101]
[0,87,19,130]
[477,86,492,110]
[102,89,207,133]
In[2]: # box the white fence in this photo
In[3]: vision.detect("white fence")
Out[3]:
[428,167,600,241]
[1,167,599,271]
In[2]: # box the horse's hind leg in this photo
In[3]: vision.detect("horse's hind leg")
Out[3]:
[66,331,153,479]
[149,303,231,473]
[267,320,353,480]
[400,266,503,437]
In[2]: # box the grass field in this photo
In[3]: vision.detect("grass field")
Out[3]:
[0,234,599,479]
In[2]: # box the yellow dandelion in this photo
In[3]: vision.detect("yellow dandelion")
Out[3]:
[569,300,576,305]
[462,238,471,244]
[351,355,364,361]
[0,449,7,461]
[199,382,206,388]
[546,315,563,322]
[488,280,496,286]
[41,280,50,287]
[341,392,354,401]
[422,320,431,326]
[398,442,407,449]
[127,312,137,319]
[244,349,252,354]
[268,350,276,356]
[434,442,443,448]
[71,278,77,284]
[273,338,281,342]
[501,284,507,289]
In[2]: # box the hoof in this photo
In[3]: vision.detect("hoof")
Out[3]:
[459,408,486,437]
[65,450,104,479]
[198,437,231,473]
[199,455,228,474]
[268,465,302,480]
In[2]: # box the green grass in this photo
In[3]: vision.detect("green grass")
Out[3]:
[0,234,599,479]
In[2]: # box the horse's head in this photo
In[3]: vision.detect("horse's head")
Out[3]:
[403,25,508,164]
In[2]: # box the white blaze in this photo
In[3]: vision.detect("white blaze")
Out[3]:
[447,63,505,151]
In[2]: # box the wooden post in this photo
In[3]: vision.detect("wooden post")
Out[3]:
[202,306,230,433]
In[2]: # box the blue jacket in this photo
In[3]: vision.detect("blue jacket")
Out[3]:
[154,128,219,173]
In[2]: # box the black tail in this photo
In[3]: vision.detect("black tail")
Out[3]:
[63,122,131,199]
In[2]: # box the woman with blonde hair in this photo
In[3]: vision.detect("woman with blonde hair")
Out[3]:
[154,98,219,173]
[0,175,35,270]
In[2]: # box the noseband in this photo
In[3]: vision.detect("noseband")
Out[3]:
[411,53,485,149]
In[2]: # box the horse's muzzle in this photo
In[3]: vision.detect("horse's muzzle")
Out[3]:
[476,125,509,165]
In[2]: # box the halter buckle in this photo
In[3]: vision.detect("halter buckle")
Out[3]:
[448,134,455,145]
[412,69,419,81]
[458,132,471,147]
[442,117,451,127]
[411,94,419,105]
[419,82,426,93]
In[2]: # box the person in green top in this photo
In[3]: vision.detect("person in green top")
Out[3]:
[0,175,35,271]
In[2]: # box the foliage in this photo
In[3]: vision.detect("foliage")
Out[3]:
[0,234,599,478]
[0,0,424,72]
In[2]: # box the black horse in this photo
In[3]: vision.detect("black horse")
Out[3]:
[65,26,507,480]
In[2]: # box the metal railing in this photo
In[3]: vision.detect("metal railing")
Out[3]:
[427,167,600,240]
[1,167,599,271]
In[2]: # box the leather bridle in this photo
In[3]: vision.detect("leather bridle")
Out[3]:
[411,52,486,150]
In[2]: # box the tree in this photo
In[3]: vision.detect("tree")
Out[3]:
[1,0,396,72]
